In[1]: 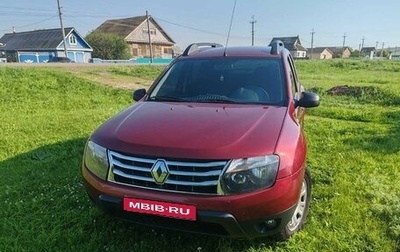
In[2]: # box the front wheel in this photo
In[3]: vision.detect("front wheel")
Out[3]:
[278,168,311,240]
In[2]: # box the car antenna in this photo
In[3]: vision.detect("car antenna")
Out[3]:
[224,0,237,57]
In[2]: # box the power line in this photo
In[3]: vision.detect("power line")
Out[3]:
[0,6,55,12]
[154,17,226,37]
[0,15,58,33]
[0,11,55,17]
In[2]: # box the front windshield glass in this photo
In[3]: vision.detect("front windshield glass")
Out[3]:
[149,58,286,105]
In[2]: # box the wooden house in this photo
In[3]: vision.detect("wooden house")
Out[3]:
[308,47,333,59]
[327,47,352,58]
[94,16,175,59]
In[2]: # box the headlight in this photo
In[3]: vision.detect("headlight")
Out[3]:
[84,140,109,179]
[219,155,279,195]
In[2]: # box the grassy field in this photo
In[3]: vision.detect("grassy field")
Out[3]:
[0,60,399,251]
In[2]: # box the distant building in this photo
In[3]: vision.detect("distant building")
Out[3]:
[386,47,400,59]
[270,36,307,59]
[307,47,333,60]
[94,16,175,59]
[361,47,376,59]
[327,47,352,58]
[0,43,5,62]
[0,27,92,63]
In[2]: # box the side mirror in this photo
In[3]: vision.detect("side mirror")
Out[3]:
[296,91,320,108]
[133,88,146,101]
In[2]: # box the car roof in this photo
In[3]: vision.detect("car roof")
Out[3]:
[179,42,289,59]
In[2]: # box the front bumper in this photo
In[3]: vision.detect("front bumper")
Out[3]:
[82,165,304,239]
[92,194,296,238]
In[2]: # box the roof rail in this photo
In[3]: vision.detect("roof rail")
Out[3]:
[182,43,223,56]
[269,40,285,55]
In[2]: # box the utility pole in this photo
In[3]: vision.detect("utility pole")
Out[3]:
[361,37,365,50]
[381,42,385,57]
[250,15,257,46]
[342,33,347,58]
[57,0,68,57]
[375,41,379,49]
[310,28,315,59]
[146,10,153,64]
[360,37,365,58]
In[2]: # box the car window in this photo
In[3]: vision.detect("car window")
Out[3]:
[149,58,286,105]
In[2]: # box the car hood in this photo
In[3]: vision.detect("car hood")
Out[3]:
[92,102,287,159]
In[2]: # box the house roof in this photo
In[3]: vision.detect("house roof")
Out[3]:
[95,16,175,43]
[0,27,79,50]
[327,47,350,54]
[270,36,307,51]
[307,47,333,54]
[361,47,375,54]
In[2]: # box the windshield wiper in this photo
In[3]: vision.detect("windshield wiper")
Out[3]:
[190,94,238,104]
[149,95,189,102]
[197,98,238,103]
[150,95,248,104]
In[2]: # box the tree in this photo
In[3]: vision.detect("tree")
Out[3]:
[85,31,130,60]
[350,49,361,58]
[380,49,390,58]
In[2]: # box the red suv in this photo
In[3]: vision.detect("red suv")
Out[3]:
[82,41,320,240]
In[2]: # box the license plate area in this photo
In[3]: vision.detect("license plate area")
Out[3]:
[123,198,196,221]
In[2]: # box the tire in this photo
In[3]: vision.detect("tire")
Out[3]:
[278,168,311,240]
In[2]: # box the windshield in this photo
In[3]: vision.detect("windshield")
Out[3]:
[148,58,286,105]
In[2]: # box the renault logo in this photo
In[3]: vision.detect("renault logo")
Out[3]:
[150,159,170,185]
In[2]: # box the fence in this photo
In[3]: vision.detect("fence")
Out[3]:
[91,58,173,65]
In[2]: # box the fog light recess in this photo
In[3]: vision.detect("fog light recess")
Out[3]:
[256,219,280,233]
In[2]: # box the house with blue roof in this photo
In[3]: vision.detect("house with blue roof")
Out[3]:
[0,27,92,63]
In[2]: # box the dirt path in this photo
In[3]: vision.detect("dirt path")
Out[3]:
[2,63,154,90]
[59,64,154,90]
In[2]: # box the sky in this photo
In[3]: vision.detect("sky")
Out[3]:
[1,0,400,50]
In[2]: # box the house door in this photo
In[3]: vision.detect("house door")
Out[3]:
[67,52,75,62]
[75,52,84,63]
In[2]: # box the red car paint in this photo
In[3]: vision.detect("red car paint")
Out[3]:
[82,42,319,239]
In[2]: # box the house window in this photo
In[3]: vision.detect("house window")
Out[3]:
[69,34,77,45]
[163,48,172,54]
[131,48,138,56]
[142,29,156,35]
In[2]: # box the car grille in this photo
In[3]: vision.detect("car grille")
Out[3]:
[107,150,228,195]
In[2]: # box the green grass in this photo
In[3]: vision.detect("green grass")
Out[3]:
[0,61,399,251]
[109,65,166,80]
